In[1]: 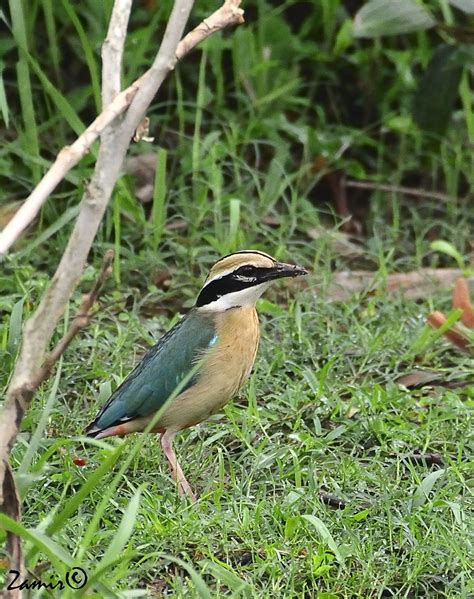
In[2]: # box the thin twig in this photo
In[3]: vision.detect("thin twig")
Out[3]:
[35,250,114,384]
[176,0,244,59]
[319,491,348,510]
[346,179,464,204]
[0,0,244,256]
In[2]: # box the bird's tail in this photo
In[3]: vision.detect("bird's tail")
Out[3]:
[85,420,135,439]
[84,419,104,438]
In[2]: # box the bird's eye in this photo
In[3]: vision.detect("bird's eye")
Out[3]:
[237,265,255,276]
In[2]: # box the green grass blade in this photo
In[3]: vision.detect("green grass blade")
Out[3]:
[7,296,25,356]
[97,489,141,569]
[42,444,125,538]
[202,559,253,596]
[152,147,168,250]
[302,514,345,565]
[160,555,212,598]
[0,514,75,571]
[18,359,63,478]
[60,0,101,112]
[0,60,9,126]
[9,0,40,182]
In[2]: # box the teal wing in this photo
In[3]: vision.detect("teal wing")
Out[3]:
[86,309,216,432]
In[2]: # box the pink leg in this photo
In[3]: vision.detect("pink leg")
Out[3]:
[160,430,196,502]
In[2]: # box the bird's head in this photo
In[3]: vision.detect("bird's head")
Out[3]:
[195,250,308,311]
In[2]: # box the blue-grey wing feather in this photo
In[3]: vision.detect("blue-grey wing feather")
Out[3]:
[89,309,216,431]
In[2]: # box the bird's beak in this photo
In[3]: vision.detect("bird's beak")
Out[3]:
[261,261,309,282]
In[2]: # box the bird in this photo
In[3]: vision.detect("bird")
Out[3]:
[86,250,307,500]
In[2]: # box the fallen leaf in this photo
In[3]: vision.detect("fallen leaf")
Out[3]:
[395,370,443,388]
[126,154,157,204]
[427,311,472,353]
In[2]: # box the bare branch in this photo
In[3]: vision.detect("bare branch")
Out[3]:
[119,0,195,139]
[102,0,133,106]
[0,0,245,257]
[176,0,244,59]
[35,250,114,385]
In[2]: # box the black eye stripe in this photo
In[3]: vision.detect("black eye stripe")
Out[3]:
[196,267,273,307]
[196,277,249,306]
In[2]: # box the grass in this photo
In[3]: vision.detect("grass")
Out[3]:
[1,0,474,596]
[1,230,473,597]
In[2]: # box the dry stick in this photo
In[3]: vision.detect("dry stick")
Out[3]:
[1,251,113,594]
[345,179,463,204]
[3,465,22,584]
[0,0,244,256]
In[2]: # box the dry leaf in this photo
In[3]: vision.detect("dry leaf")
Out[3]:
[126,154,157,204]
[427,311,472,353]
[452,278,474,328]
[396,370,443,388]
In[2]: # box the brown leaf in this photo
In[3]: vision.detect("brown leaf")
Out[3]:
[126,154,157,204]
[395,370,443,388]
[427,311,472,353]
[452,278,474,328]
